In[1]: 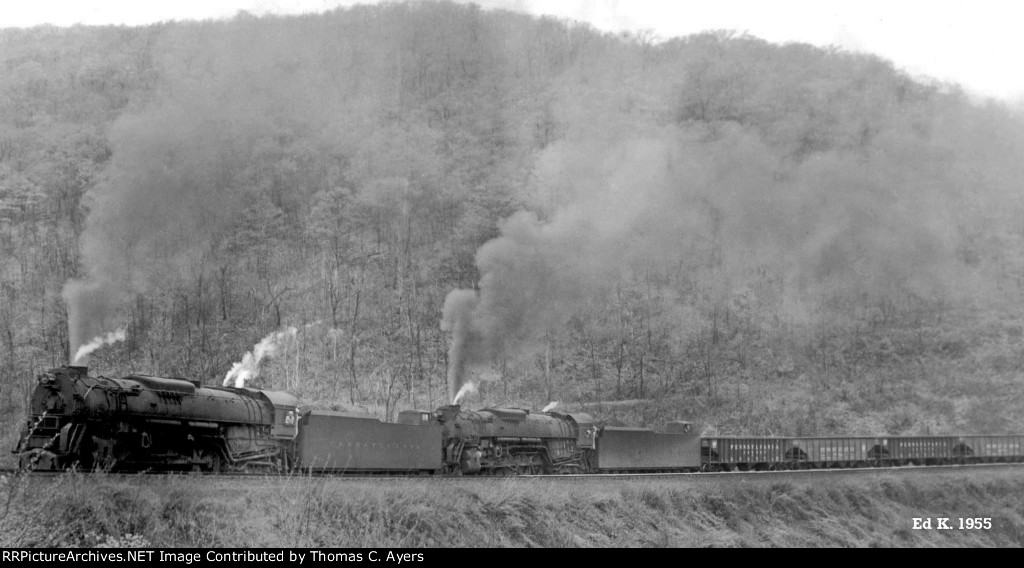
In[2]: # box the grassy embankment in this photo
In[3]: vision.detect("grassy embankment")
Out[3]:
[2,468,1022,547]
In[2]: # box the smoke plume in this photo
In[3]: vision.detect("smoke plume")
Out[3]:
[61,20,335,359]
[63,281,118,364]
[62,99,253,357]
[443,117,995,396]
[441,133,676,397]
[223,327,298,388]
[72,328,127,364]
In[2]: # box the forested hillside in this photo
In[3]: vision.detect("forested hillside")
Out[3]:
[3,1,1024,444]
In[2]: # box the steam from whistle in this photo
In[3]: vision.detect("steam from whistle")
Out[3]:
[452,382,477,405]
[223,327,297,388]
[541,401,559,412]
[72,328,127,364]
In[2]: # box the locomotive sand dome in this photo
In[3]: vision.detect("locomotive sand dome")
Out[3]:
[14,366,299,471]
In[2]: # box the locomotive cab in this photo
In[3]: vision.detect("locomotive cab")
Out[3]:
[396,410,434,426]
[665,421,694,434]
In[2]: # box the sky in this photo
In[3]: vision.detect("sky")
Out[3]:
[1,0,1022,102]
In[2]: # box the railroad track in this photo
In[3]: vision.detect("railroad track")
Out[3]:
[4,461,1022,481]
[520,462,1024,483]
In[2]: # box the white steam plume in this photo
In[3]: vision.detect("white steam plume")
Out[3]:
[541,401,559,412]
[223,327,298,388]
[72,328,127,364]
[452,381,477,405]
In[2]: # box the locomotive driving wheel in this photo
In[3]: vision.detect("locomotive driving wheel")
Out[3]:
[209,452,223,473]
[188,446,227,473]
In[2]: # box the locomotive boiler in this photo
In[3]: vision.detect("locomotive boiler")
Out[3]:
[14,366,299,472]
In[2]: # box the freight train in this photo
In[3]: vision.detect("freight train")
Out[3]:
[13,367,1024,474]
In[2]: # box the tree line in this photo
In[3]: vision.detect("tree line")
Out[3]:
[2,2,1023,439]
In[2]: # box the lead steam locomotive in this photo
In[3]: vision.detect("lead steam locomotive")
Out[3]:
[15,366,299,472]
[13,367,1024,474]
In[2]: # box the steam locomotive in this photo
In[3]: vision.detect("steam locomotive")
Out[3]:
[13,367,1024,474]
[15,366,299,472]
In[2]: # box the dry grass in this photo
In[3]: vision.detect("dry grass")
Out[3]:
[2,469,1023,547]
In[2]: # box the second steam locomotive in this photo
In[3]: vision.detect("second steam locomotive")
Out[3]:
[13,367,1024,474]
